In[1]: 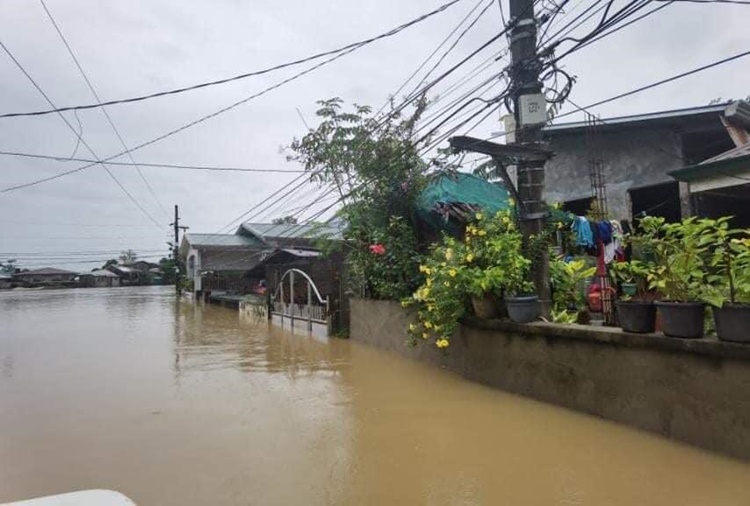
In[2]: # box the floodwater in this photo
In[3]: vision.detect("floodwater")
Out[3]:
[1,287,749,505]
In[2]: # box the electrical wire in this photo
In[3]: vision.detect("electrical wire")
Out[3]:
[0,0,466,119]
[0,151,306,173]
[0,38,164,228]
[376,0,491,116]
[37,0,169,219]
[1,2,470,195]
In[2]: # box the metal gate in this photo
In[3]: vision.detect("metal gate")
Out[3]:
[270,268,330,338]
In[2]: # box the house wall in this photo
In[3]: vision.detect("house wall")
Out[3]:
[350,299,750,461]
[543,129,684,219]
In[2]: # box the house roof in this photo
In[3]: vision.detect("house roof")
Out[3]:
[184,233,264,248]
[84,269,120,278]
[543,103,730,135]
[238,222,344,241]
[109,265,135,273]
[14,267,78,276]
[669,143,750,182]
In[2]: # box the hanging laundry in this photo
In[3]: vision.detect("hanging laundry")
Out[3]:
[571,216,594,248]
[598,220,613,245]
[604,220,624,264]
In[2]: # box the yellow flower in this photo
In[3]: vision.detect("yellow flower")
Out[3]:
[422,332,429,339]
[466,253,474,262]
[434,325,441,332]
[408,323,417,332]
[509,197,516,207]
[477,230,487,236]
[445,248,454,261]
[475,212,483,221]
[426,277,433,287]
[443,281,451,287]
[419,264,426,273]
[424,321,433,329]
[427,304,435,312]
[441,262,447,267]
[436,338,450,349]
[448,268,457,277]
[502,216,510,226]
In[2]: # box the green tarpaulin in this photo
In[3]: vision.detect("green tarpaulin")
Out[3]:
[416,172,511,233]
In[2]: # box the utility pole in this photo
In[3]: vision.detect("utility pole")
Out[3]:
[170,205,188,294]
[507,0,551,314]
[173,205,180,261]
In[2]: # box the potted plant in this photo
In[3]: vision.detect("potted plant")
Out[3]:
[611,260,657,333]
[700,218,750,343]
[641,216,709,339]
[549,258,597,324]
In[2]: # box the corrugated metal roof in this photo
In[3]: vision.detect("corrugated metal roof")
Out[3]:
[239,222,344,241]
[669,143,750,182]
[185,233,264,248]
[544,103,729,134]
[84,269,120,277]
[15,267,78,276]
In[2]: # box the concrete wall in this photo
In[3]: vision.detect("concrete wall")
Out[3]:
[543,129,684,219]
[351,299,750,461]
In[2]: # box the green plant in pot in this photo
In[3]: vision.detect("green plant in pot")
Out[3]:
[550,258,596,324]
[641,216,709,339]
[700,218,750,343]
[611,260,657,333]
[466,210,536,323]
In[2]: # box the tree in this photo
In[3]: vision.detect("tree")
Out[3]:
[287,97,431,300]
[0,259,17,275]
[159,257,183,285]
[101,259,118,270]
[119,250,137,264]
[272,215,298,225]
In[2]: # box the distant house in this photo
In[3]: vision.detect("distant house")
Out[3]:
[12,268,78,287]
[79,269,121,288]
[122,260,159,273]
[106,265,143,286]
[179,222,344,295]
[540,101,749,221]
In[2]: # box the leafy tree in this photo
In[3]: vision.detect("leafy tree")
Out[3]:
[0,259,17,275]
[287,97,430,300]
[101,258,118,270]
[119,250,137,264]
[272,215,298,225]
[158,257,184,285]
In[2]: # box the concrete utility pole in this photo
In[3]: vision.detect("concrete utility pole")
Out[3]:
[507,0,551,314]
[170,205,188,294]
[173,205,180,261]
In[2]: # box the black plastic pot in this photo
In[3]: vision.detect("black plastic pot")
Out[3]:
[655,301,705,339]
[712,304,750,343]
[505,295,539,323]
[616,300,656,333]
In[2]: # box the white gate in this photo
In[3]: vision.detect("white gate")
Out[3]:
[270,268,330,338]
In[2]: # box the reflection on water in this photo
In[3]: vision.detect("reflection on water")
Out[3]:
[1,286,749,505]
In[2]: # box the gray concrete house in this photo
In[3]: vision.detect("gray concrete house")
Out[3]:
[540,101,750,221]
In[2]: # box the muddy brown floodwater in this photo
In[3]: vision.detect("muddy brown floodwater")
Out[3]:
[1,286,750,505]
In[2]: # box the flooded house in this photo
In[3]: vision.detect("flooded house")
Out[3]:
[180,221,344,297]
[12,267,78,288]
[79,269,121,288]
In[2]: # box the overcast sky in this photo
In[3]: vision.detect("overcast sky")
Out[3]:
[0,0,748,271]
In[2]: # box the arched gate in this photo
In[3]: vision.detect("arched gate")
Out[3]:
[270,268,330,338]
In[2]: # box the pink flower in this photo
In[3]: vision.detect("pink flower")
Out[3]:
[369,244,386,255]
